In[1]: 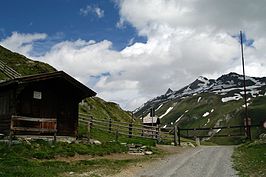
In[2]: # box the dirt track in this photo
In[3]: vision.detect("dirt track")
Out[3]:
[114,146,238,177]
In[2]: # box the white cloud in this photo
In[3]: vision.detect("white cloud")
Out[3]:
[127,37,134,46]
[116,18,126,29]
[34,30,241,110]
[80,5,104,18]
[117,0,266,37]
[94,7,104,18]
[2,1,266,111]
[115,0,266,106]
[0,32,47,57]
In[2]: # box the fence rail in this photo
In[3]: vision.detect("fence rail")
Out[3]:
[78,114,171,142]
[0,59,21,79]
[79,114,262,145]
[178,124,261,140]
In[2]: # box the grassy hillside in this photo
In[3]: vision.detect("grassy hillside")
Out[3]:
[0,45,56,80]
[248,96,266,124]
[79,97,132,122]
[153,93,266,144]
[157,93,244,127]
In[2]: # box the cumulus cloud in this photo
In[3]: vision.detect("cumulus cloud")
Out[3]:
[0,32,47,57]
[80,5,104,18]
[34,30,242,110]
[117,0,266,37]
[2,1,266,111]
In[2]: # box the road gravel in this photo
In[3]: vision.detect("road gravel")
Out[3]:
[134,146,238,177]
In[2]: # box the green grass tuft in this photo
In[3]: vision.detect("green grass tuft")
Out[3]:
[233,142,266,177]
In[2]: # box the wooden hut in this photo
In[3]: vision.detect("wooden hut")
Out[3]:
[142,114,160,137]
[142,114,160,126]
[0,71,96,137]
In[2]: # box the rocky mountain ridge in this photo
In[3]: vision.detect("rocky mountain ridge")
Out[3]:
[134,72,266,117]
[134,72,266,144]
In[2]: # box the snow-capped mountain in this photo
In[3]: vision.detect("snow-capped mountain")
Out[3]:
[134,72,266,144]
[134,72,266,117]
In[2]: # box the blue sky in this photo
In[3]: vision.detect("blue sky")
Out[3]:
[0,0,146,51]
[0,0,265,110]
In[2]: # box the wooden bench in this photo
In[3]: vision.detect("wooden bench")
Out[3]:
[9,115,57,145]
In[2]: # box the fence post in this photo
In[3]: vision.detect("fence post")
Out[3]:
[53,132,57,143]
[9,117,14,147]
[141,123,144,137]
[87,117,91,139]
[8,131,13,147]
[156,124,160,143]
[128,122,132,138]
[141,115,144,137]
[174,125,177,146]
[115,130,119,142]
[89,116,93,129]
[178,127,181,146]
[109,118,112,133]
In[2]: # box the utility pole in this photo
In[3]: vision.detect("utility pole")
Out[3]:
[240,31,251,141]
[150,107,155,127]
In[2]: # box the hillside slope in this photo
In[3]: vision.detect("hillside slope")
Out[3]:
[79,97,132,122]
[0,45,56,80]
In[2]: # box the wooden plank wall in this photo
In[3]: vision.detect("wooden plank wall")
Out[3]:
[0,90,13,134]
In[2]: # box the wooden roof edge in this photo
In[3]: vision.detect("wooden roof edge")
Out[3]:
[57,71,97,97]
[0,71,97,97]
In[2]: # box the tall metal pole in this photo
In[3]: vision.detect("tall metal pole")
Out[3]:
[240,31,251,140]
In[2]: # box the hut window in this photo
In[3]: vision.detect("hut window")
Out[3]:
[33,91,42,100]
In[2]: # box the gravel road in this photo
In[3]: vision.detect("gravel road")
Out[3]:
[134,146,238,177]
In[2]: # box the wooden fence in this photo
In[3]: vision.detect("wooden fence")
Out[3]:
[79,113,264,145]
[9,115,57,145]
[179,124,261,140]
[78,113,175,143]
[0,59,21,79]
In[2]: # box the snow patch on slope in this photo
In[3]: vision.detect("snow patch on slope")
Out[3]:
[221,94,242,102]
[159,107,173,118]
[240,90,260,98]
[203,109,214,118]
[198,76,209,85]
[242,103,251,108]
[202,112,210,117]
[204,118,210,126]
[215,128,221,133]
[197,97,202,103]
[213,85,262,95]
[155,104,163,111]
[175,114,184,123]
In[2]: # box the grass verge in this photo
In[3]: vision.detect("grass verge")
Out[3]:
[232,142,266,177]
[0,153,141,177]
[0,140,131,177]
[0,125,160,177]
